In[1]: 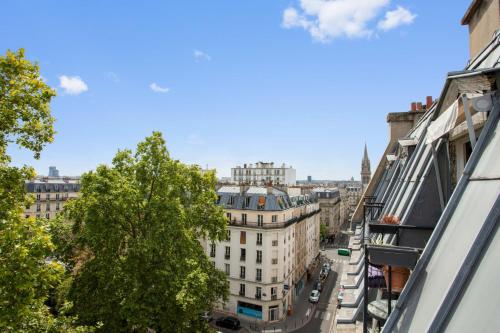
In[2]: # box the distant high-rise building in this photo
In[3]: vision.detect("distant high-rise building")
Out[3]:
[361,144,371,189]
[48,166,60,177]
[231,162,296,186]
[307,175,312,183]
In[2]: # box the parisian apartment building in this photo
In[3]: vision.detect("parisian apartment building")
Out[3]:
[203,185,320,322]
[24,167,81,219]
[231,162,296,186]
[312,187,341,238]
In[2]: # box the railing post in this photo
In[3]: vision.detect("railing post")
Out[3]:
[388,265,392,316]
[363,244,369,333]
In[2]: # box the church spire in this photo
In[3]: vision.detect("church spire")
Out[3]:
[361,143,371,189]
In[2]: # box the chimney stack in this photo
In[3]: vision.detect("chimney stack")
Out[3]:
[411,102,417,112]
[426,96,433,109]
[416,102,423,110]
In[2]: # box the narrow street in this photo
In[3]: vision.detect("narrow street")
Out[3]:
[294,247,346,333]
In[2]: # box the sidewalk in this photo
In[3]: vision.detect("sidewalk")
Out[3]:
[216,256,327,333]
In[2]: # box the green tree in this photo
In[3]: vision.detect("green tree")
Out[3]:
[320,223,327,241]
[63,132,229,332]
[0,48,93,332]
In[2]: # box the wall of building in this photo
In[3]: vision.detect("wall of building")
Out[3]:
[465,0,499,59]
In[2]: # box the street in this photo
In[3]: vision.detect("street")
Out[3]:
[293,247,346,333]
[211,247,348,333]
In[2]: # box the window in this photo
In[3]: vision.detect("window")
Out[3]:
[228,196,235,205]
[257,215,263,226]
[256,250,262,263]
[272,240,278,246]
[56,193,60,200]
[256,268,262,282]
[242,213,247,225]
[25,214,30,219]
[271,287,277,300]
[255,287,262,299]
[216,195,221,204]
[210,243,216,257]
[225,264,230,275]
[272,215,277,223]
[45,213,50,219]
[257,196,266,209]
[226,212,232,221]
[256,233,262,245]
[46,203,50,211]
[54,184,59,192]
[272,258,278,265]
[225,246,230,259]
[239,284,245,296]
[56,202,60,211]
[245,196,251,208]
[240,248,246,261]
[227,230,231,241]
[36,214,40,218]
[240,231,246,244]
[36,194,41,201]
[271,276,278,283]
[46,193,50,200]
[240,266,246,279]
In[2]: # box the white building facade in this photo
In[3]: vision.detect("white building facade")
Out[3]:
[204,186,320,322]
[231,162,296,186]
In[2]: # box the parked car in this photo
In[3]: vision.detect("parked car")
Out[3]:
[313,281,323,291]
[200,311,212,322]
[309,290,321,303]
[215,316,241,330]
[322,262,331,272]
[320,267,329,280]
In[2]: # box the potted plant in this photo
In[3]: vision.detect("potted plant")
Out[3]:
[379,215,409,292]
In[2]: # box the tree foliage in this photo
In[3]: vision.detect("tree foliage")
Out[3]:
[0,48,93,332]
[61,132,229,332]
[0,48,56,161]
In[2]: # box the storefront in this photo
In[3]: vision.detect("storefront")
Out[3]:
[237,301,262,320]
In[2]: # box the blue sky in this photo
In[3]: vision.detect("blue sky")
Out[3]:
[2,0,472,180]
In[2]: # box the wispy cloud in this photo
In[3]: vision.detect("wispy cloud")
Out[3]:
[149,82,170,93]
[187,133,204,145]
[377,6,416,31]
[193,49,211,62]
[59,75,88,95]
[282,0,415,42]
[106,71,120,83]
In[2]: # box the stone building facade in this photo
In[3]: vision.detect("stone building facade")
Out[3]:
[231,162,296,186]
[313,188,341,237]
[24,172,80,220]
[203,185,320,322]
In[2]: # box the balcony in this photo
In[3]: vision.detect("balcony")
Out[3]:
[256,276,262,282]
[240,256,246,262]
[272,258,278,265]
[225,254,230,260]
[271,277,278,283]
[240,274,245,279]
[227,209,321,230]
[256,258,262,264]
[255,293,261,300]
[210,252,216,258]
[239,291,245,296]
[256,240,262,246]
[271,295,277,301]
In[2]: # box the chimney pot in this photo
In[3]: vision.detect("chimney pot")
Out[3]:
[426,96,433,109]
[411,102,417,112]
[416,102,423,110]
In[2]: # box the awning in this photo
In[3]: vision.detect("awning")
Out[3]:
[398,138,418,147]
[386,154,398,162]
[426,99,459,144]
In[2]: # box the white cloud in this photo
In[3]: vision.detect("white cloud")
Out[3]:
[58,75,88,95]
[149,82,170,93]
[377,6,416,31]
[282,0,415,42]
[106,71,120,83]
[193,49,211,62]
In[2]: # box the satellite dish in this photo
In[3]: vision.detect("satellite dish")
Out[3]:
[471,95,493,112]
